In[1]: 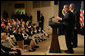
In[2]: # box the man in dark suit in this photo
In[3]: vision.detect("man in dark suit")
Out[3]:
[16,28,24,41]
[56,5,75,53]
[70,3,80,48]
[39,13,44,30]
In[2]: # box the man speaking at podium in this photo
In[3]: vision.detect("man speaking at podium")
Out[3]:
[56,5,75,53]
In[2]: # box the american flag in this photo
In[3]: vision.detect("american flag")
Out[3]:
[80,1,84,29]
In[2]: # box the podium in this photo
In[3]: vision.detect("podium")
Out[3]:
[49,21,61,53]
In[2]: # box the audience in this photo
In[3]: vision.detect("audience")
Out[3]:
[1,14,49,54]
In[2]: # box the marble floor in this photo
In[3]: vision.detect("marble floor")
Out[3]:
[22,34,84,55]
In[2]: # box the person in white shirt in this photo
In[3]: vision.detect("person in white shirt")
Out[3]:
[22,29,36,52]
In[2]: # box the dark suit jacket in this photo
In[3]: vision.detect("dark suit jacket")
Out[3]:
[73,9,80,29]
[61,11,75,31]
[14,32,24,41]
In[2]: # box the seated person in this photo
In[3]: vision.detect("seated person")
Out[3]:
[14,27,24,41]
[33,26,41,42]
[25,22,29,28]
[1,33,16,48]
[30,28,39,43]
[21,24,25,31]
[7,23,12,32]
[37,27,45,41]
[1,34,22,55]
[37,27,49,41]
[1,44,22,55]
[1,23,6,32]
[25,28,39,48]
[25,28,30,36]
[15,25,20,30]
[22,29,36,52]
[22,21,25,26]
[11,26,16,35]
[4,26,10,34]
